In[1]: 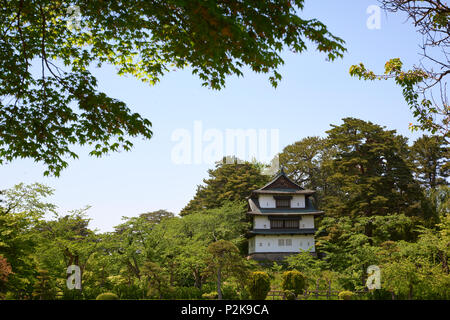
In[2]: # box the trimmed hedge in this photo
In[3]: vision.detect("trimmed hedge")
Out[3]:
[283,289,297,300]
[247,271,271,300]
[202,291,218,300]
[281,270,306,299]
[96,292,119,300]
[338,291,354,300]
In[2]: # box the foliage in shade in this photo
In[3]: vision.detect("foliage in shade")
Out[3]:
[32,269,56,300]
[142,261,169,299]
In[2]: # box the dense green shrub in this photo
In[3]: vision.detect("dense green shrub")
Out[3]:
[366,289,393,300]
[283,290,296,300]
[61,288,84,300]
[338,291,354,300]
[162,287,203,299]
[202,291,218,300]
[96,292,119,300]
[222,284,240,300]
[180,287,203,299]
[114,284,146,300]
[200,282,216,294]
[238,287,251,300]
[281,270,306,299]
[4,292,16,300]
[81,286,104,300]
[247,271,271,300]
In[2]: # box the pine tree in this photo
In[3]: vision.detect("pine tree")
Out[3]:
[410,135,449,189]
[180,159,269,215]
[324,118,423,219]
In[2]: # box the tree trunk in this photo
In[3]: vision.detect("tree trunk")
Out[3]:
[217,266,222,300]
[315,280,319,299]
[327,280,331,300]
[132,255,141,278]
[126,259,140,280]
[438,250,449,274]
[193,269,203,289]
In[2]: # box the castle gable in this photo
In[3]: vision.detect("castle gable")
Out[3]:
[261,174,303,191]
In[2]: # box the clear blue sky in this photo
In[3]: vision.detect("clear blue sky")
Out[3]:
[0,1,426,232]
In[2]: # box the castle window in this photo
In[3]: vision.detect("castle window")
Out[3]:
[286,239,292,246]
[284,219,299,229]
[271,220,284,229]
[275,199,290,208]
[278,239,285,246]
[270,219,299,229]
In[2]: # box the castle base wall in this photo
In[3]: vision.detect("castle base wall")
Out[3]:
[247,252,316,262]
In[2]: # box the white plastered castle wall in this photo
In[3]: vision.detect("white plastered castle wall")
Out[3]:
[258,195,276,208]
[290,195,305,208]
[248,235,315,254]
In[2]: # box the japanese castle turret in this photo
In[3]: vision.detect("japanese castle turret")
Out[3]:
[247,168,323,261]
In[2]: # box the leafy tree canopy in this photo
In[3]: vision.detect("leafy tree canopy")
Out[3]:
[350,0,449,139]
[0,0,345,176]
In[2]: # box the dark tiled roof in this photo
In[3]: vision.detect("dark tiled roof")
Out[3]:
[249,228,317,235]
[257,169,304,191]
[248,197,323,215]
[259,208,323,214]
[252,189,315,195]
